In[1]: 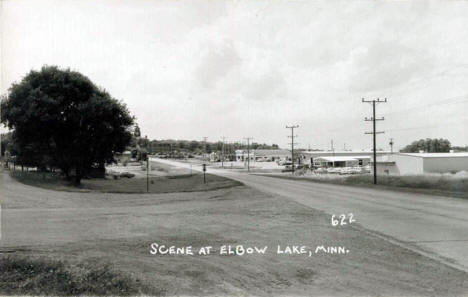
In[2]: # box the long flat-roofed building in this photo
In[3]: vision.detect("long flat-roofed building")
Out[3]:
[375,152,468,175]
[314,156,372,167]
[235,149,290,162]
[302,150,391,167]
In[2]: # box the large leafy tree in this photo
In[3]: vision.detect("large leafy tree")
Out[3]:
[401,138,451,153]
[1,66,134,184]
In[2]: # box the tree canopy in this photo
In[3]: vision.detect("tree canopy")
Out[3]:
[400,138,451,153]
[1,66,134,184]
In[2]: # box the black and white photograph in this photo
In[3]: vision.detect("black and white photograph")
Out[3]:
[1,0,468,296]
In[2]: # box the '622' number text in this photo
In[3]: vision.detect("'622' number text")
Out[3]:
[331,213,355,226]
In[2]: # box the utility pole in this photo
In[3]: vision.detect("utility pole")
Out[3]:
[286,125,299,173]
[331,139,335,156]
[221,136,225,168]
[146,156,149,192]
[203,137,208,161]
[362,98,387,184]
[244,137,253,172]
[389,138,394,154]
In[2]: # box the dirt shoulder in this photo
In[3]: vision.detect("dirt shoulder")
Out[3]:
[1,172,468,296]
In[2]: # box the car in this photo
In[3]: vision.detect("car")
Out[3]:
[315,167,327,174]
[349,167,362,174]
[277,160,291,166]
[120,172,135,178]
[327,167,341,174]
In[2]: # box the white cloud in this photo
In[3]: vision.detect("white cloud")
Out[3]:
[3,0,468,148]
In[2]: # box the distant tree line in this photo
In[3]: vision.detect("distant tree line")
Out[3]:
[400,138,452,153]
[452,146,468,152]
[141,140,279,155]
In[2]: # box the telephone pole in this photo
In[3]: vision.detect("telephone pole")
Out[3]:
[244,137,253,172]
[203,137,208,161]
[389,138,394,154]
[362,98,387,184]
[146,156,150,192]
[221,136,225,167]
[286,125,299,173]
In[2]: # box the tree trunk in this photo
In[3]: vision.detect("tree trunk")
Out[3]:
[74,174,82,185]
[62,166,71,181]
[74,168,82,185]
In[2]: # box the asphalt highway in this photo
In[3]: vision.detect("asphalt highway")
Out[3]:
[154,158,468,272]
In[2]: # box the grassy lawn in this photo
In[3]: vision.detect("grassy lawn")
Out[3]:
[0,255,156,296]
[10,170,242,193]
[261,173,468,199]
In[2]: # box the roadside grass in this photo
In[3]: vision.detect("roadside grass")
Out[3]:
[0,255,156,296]
[262,174,468,199]
[4,173,468,295]
[10,170,242,193]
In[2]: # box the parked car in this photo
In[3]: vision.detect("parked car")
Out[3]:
[327,167,341,174]
[315,167,327,174]
[362,165,371,173]
[120,172,135,178]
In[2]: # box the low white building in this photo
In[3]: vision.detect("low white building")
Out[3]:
[234,150,255,162]
[254,149,291,162]
[314,156,371,167]
[234,149,290,162]
[302,150,389,167]
[374,152,468,175]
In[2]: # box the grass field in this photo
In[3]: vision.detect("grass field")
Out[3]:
[10,170,242,193]
[263,173,468,199]
[0,256,154,296]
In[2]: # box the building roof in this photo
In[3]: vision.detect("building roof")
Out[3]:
[316,156,363,162]
[399,153,468,158]
[253,149,290,156]
[302,150,391,156]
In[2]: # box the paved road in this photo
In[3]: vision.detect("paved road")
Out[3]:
[153,158,468,272]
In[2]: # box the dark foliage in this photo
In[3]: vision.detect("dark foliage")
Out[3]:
[400,138,451,153]
[1,66,134,184]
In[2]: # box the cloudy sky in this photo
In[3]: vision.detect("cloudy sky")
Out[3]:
[2,0,468,150]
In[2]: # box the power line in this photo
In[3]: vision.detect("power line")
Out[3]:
[203,137,208,162]
[386,119,468,133]
[221,136,225,168]
[362,98,387,185]
[306,94,468,138]
[387,125,439,132]
[244,137,253,172]
[386,94,468,117]
[286,125,299,174]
